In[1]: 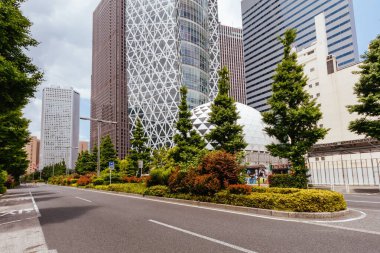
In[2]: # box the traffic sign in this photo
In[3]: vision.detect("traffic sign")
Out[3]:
[109,161,115,170]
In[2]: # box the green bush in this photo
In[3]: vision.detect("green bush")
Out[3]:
[144,185,169,197]
[0,170,8,193]
[252,186,301,194]
[93,178,104,186]
[268,174,308,189]
[146,168,172,187]
[107,183,146,194]
[70,179,78,184]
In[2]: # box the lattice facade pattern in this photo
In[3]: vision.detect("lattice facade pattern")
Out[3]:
[126,0,220,149]
[208,0,220,100]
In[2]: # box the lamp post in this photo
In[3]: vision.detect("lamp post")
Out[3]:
[80,117,117,176]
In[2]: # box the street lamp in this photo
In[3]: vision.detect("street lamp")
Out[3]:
[80,117,117,176]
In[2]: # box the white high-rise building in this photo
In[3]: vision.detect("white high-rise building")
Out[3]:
[40,87,80,170]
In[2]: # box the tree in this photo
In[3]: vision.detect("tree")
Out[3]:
[0,0,43,114]
[41,161,66,181]
[262,29,328,179]
[206,66,247,153]
[75,150,94,174]
[347,35,380,140]
[100,135,118,170]
[0,109,30,182]
[172,86,206,165]
[0,1,42,183]
[129,118,151,176]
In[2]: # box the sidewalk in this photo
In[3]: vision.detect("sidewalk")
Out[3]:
[0,187,55,253]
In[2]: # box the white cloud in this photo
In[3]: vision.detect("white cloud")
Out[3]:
[21,0,244,139]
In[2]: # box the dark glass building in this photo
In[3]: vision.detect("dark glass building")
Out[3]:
[241,0,359,112]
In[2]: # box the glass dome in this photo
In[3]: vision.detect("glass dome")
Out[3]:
[190,102,274,152]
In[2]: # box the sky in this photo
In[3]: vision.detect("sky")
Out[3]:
[21,0,380,142]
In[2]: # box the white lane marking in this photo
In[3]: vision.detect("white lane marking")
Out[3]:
[149,219,258,253]
[312,209,367,223]
[0,209,34,217]
[75,197,92,203]
[50,185,378,235]
[346,200,380,204]
[29,191,41,217]
[0,216,38,226]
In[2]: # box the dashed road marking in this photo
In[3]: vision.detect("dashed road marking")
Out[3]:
[149,219,258,253]
[75,197,92,203]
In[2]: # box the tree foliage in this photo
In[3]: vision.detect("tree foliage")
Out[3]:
[100,135,118,170]
[206,67,247,153]
[172,86,206,165]
[41,161,67,181]
[75,150,95,174]
[0,109,30,182]
[129,118,151,176]
[347,35,380,140]
[262,29,328,176]
[0,0,43,113]
[0,0,42,182]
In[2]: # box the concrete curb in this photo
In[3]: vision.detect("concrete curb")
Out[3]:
[71,186,350,220]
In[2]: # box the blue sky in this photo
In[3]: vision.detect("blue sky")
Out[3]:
[22,0,380,143]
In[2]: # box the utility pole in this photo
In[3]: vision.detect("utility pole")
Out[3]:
[80,117,117,177]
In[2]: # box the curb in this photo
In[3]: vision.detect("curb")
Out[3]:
[71,186,350,220]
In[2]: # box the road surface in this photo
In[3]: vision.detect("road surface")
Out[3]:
[1,184,380,253]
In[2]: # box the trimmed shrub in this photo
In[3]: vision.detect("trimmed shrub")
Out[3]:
[107,183,146,194]
[70,179,78,184]
[122,176,142,183]
[192,174,221,195]
[146,168,172,187]
[199,150,241,188]
[144,185,169,197]
[252,186,301,194]
[168,169,190,193]
[228,184,252,195]
[5,175,16,189]
[0,170,8,194]
[77,176,91,186]
[268,174,308,189]
[93,178,104,186]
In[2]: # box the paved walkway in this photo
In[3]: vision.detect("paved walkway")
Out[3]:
[0,185,56,253]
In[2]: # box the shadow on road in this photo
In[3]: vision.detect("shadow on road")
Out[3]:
[39,206,98,226]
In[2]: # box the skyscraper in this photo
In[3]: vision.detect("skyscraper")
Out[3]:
[91,0,128,158]
[241,0,359,112]
[126,0,220,149]
[25,136,40,174]
[220,25,247,104]
[40,87,80,170]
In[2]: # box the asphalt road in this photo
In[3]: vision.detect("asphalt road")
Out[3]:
[2,185,380,253]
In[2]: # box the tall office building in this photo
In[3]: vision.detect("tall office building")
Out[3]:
[220,25,247,104]
[25,136,40,174]
[242,0,359,112]
[126,0,220,149]
[79,141,89,153]
[40,87,80,170]
[91,0,128,158]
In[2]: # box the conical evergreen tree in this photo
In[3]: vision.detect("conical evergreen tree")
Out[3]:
[100,135,118,170]
[347,35,380,140]
[206,67,247,153]
[172,86,206,164]
[262,29,328,179]
[129,118,151,176]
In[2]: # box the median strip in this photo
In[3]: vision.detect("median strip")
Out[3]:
[149,219,258,253]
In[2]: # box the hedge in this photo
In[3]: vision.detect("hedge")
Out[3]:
[142,187,346,213]
[56,182,346,213]
[268,174,308,189]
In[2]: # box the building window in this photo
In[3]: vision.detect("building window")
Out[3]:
[315,82,319,86]
[316,93,320,97]
[310,67,315,72]
[309,84,312,88]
